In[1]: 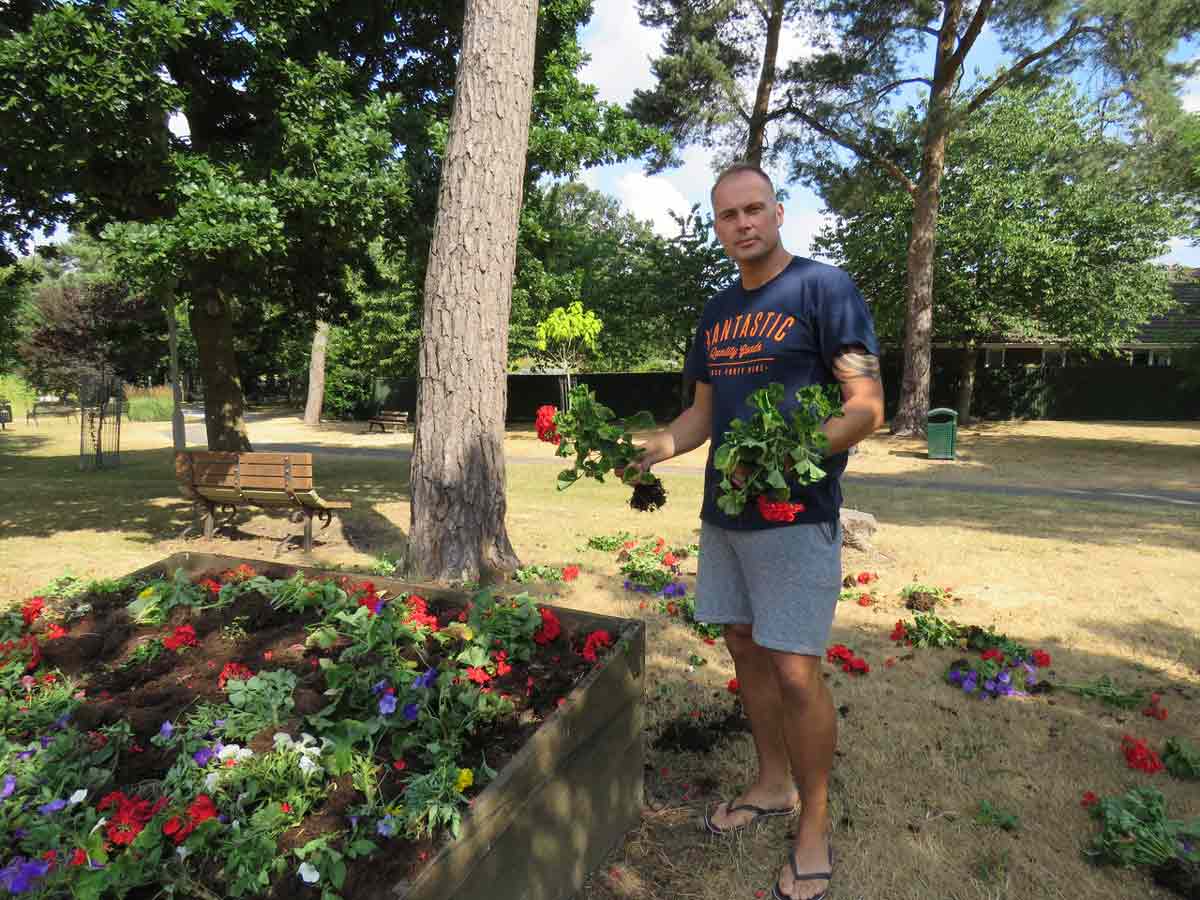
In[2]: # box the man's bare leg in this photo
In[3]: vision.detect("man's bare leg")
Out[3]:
[770,652,836,900]
[706,624,798,829]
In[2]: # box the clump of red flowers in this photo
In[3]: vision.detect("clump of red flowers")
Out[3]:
[1032,649,1052,668]
[218,662,254,690]
[162,794,218,844]
[21,597,46,627]
[1080,791,1099,809]
[1121,735,1164,774]
[350,580,384,616]
[535,405,561,445]
[856,594,873,607]
[466,666,492,685]
[220,564,257,584]
[163,625,198,652]
[0,635,41,672]
[581,630,612,663]
[195,577,222,596]
[980,648,1005,664]
[856,572,876,585]
[1143,692,1168,721]
[533,608,562,645]
[403,594,439,630]
[97,791,168,846]
[562,565,580,582]
[826,643,869,675]
[755,495,806,523]
[890,620,907,642]
[45,623,68,640]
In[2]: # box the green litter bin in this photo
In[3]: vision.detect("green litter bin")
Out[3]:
[927,407,958,460]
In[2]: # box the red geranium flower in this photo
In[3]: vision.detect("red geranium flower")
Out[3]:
[280,802,292,813]
[69,849,88,867]
[45,623,68,640]
[980,649,1005,664]
[218,662,254,690]
[163,625,198,652]
[393,759,407,771]
[533,608,562,645]
[1120,735,1164,774]
[661,553,678,568]
[856,594,872,607]
[535,405,561,444]
[727,678,740,694]
[755,495,806,523]
[562,565,580,582]
[21,597,45,627]
[890,621,907,642]
[466,666,492,684]
[1032,649,1051,668]
[581,630,612,663]
[493,650,512,677]
[856,572,876,585]
[1081,791,1099,809]
[195,577,222,596]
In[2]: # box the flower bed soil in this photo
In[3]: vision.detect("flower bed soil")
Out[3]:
[6,553,644,900]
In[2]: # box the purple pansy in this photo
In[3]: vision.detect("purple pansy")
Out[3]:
[413,668,438,690]
[38,798,66,815]
[1,774,15,799]
[402,702,419,722]
[378,694,397,716]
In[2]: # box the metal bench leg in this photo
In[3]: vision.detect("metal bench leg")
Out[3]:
[203,502,216,540]
[303,510,314,553]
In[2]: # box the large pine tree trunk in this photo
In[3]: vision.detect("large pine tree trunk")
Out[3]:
[303,321,330,425]
[163,278,186,452]
[406,0,536,583]
[189,290,252,451]
[891,3,962,436]
[745,0,784,165]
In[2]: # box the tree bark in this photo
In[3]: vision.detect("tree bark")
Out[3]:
[745,0,785,165]
[956,343,976,425]
[188,289,252,451]
[162,278,186,453]
[303,321,330,425]
[406,0,536,583]
[891,1,962,436]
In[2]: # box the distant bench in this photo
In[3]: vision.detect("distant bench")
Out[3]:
[368,410,409,433]
[176,451,350,553]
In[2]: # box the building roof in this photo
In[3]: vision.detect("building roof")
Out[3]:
[1136,279,1200,346]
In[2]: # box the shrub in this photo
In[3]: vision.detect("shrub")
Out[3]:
[0,373,38,418]
[125,385,175,421]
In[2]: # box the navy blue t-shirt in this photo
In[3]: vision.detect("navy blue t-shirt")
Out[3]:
[683,256,880,529]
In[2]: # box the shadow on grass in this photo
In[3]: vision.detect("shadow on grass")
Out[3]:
[0,444,413,552]
[843,478,1199,554]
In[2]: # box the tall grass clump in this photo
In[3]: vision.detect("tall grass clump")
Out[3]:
[125,385,175,422]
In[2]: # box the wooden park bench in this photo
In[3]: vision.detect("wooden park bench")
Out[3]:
[367,409,409,433]
[176,451,350,553]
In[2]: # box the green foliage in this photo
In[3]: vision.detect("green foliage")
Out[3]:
[1056,675,1147,710]
[124,386,174,422]
[551,384,659,491]
[619,544,673,593]
[585,531,635,553]
[0,372,37,418]
[121,639,166,670]
[901,613,963,649]
[534,300,603,390]
[975,800,1021,832]
[712,383,842,517]
[1086,788,1200,869]
[960,625,1031,664]
[225,671,299,736]
[1163,737,1200,781]
[464,591,543,664]
[513,564,566,584]
[126,570,210,625]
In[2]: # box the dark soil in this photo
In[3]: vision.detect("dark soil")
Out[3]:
[652,706,749,754]
[1154,859,1200,900]
[39,574,600,900]
[629,477,668,512]
[904,592,940,612]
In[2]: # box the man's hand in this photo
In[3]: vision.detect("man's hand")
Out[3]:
[618,431,674,480]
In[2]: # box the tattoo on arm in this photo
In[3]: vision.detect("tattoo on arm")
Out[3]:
[832,347,881,383]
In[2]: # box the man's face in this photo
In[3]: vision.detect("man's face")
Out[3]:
[711,172,784,265]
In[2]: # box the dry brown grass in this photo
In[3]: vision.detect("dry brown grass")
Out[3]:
[2,413,1198,900]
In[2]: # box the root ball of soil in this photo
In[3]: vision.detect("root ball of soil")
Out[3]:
[629,478,667,512]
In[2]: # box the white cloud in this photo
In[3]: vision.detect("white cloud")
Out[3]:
[614,171,691,237]
[1156,236,1200,268]
[1182,89,1200,113]
[579,1,661,105]
[780,206,834,260]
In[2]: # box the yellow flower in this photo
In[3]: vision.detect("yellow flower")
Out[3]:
[138,587,155,601]
[455,768,474,793]
[442,622,474,642]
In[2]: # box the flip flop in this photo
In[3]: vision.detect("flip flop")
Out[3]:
[702,799,796,836]
[770,836,834,900]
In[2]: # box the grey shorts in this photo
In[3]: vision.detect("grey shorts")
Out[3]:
[695,519,841,656]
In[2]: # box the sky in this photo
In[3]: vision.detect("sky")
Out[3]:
[577,1,1200,267]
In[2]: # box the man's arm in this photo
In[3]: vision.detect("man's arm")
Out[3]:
[626,381,712,473]
[824,346,885,454]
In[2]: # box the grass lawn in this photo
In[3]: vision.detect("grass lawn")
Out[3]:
[2,413,1198,899]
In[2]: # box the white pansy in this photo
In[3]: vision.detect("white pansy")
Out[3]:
[298,862,320,884]
[217,744,242,761]
[297,755,321,777]
[273,733,294,750]
[68,789,88,805]
[236,747,254,762]
[204,772,221,792]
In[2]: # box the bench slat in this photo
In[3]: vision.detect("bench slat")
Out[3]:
[193,463,313,478]
[194,474,314,490]
[191,451,314,465]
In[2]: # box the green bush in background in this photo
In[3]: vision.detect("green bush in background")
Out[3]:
[0,373,38,418]
[125,385,174,422]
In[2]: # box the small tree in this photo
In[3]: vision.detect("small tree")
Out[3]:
[534,301,603,407]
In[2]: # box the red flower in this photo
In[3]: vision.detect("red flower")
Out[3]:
[582,630,612,663]
[21,597,45,627]
[890,621,907,642]
[622,540,637,550]
[188,795,218,824]
[69,849,88,867]
[1120,735,1164,774]
[163,625,198,652]
[703,637,716,645]
[218,662,254,690]
[1081,791,1099,809]
[533,608,562,645]
[727,678,740,694]
[493,650,512,677]
[856,572,875,585]
[535,405,561,444]
[1032,649,1051,668]
[402,594,439,631]
[661,553,678,567]
[393,759,407,771]
[196,577,222,596]
[280,802,292,813]
[220,564,257,584]
[980,649,1005,664]
[45,623,68,640]
[106,809,145,846]
[755,495,806,523]
[856,594,872,607]
[666,602,679,616]
[826,643,869,674]
[826,644,853,664]
[466,666,492,685]
[562,565,580,582]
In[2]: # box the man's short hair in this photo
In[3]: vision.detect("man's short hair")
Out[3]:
[711,163,776,202]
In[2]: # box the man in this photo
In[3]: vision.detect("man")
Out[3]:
[629,163,884,900]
